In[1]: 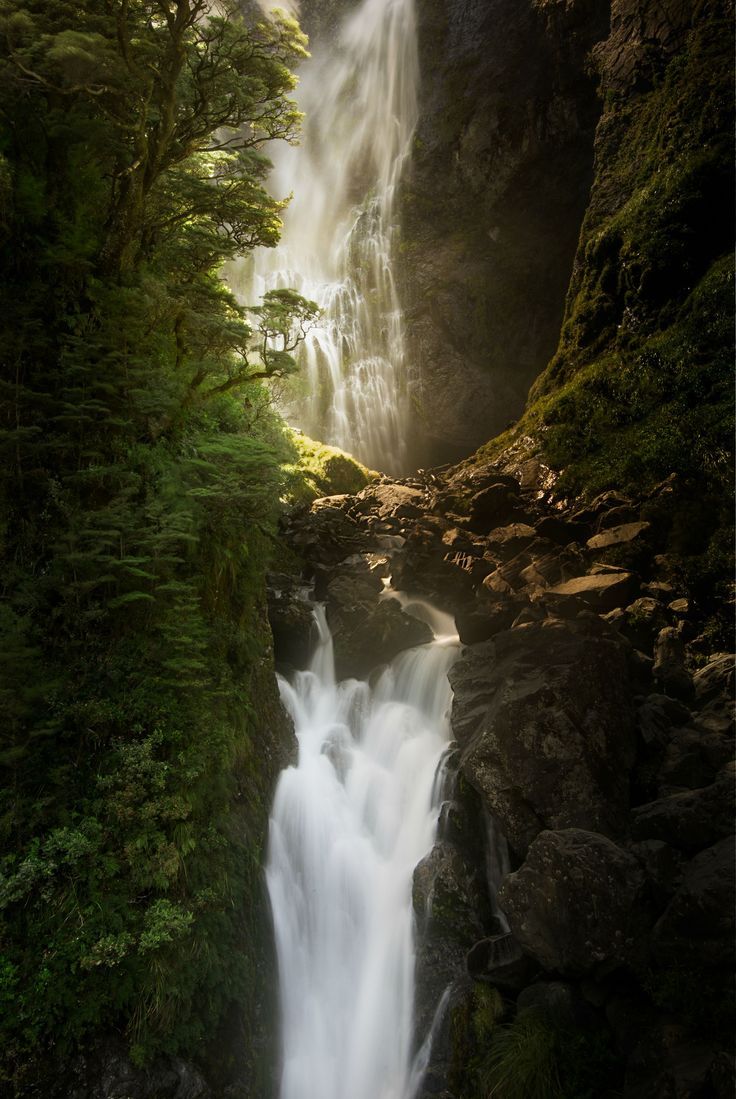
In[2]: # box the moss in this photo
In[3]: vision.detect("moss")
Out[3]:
[280,429,377,503]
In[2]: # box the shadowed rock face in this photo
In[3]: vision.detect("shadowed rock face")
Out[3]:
[400,0,610,466]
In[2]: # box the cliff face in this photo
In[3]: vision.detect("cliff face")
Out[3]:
[400,0,610,466]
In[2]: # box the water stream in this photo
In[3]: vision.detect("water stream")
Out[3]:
[266,601,460,1099]
[234,0,419,474]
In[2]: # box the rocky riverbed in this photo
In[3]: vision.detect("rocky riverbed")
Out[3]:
[270,455,735,1099]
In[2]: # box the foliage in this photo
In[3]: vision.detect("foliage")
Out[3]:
[0,0,309,1089]
[279,430,377,503]
[480,1007,620,1099]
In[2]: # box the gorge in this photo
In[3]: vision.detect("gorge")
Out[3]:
[0,1,732,1098]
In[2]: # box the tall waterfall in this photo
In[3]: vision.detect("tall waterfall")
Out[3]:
[267,602,459,1099]
[244,0,419,475]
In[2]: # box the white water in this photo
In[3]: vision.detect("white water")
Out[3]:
[237,0,419,475]
[267,604,459,1099]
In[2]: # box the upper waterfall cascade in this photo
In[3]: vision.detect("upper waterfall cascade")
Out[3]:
[240,0,419,475]
[267,602,459,1099]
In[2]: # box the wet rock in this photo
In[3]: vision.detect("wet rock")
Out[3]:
[69,1040,211,1099]
[651,835,736,967]
[450,617,635,855]
[466,933,539,992]
[267,575,316,670]
[631,769,734,854]
[413,840,494,1042]
[499,829,649,976]
[549,570,639,613]
[325,570,432,679]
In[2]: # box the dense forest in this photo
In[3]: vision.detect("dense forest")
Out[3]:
[0,1,324,1089]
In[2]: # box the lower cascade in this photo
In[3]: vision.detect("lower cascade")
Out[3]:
[266,601,459,1099]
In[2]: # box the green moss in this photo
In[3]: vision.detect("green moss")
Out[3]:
[279,429,377,503]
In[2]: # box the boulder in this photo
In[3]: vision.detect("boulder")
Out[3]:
[466,933,539,992]
[352,481,426,519]
[548,570,639,613]
[468,482,520,528]
[450,617,636,855]
[499,829,649,976]
[631,768,734,854]
[325,569,432,679]
[586,521,650,551]
[651,836,736,967]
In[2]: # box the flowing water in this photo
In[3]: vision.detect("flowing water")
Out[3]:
[266,602,460,1099]
[237,0,419,474]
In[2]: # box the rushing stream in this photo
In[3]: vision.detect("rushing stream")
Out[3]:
[267,599,460,1099]
[235,0,419,474]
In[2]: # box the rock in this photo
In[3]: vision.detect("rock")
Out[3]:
[413,841,493,1041]
[630,839,685,908]
[499,829,649,976]
[466,934,539,992]
[454,603,519,644]
[325,569,432,679]
[267,575,316,669]
[69,1040,211,1099]
[534,514,590,545]
[450,617,636,855]
[549,570,639,613]
[693,653,735,704]
[658,725,733,793]
[631,769,734,854]
[624,1023,721,1099]
[468,482,520,528]
[653,626,694,700]
[620,596,670,651]
[516,980,581,1021]
[636,693,692,747]
[353,481,426,519]
[586,521,650,551]
[485,523,536,554]
[651,836,736,967]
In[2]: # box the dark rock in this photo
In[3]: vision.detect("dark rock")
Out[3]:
[516,979,580,1021]
[450,617,636,855]
[484,522,537,555]
[352,481,426,519]
[651,835,736,967]
[631,769,734,854]
[413,840,494,1041]
[619,596,671,652]
[454,603,519,644]
[637,693,692,747]
[267,575,316,670]
[325,568,432,679]
[499,829,649,976]
[549,570,639,612]
[630,839,685,908]
[466,933,539,992]
[653,626,694,700]
[468,483,520,528]
[624,1023,721,1099]
[534,514,590,545]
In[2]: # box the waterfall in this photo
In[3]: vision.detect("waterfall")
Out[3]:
[237,0,419,475]
[266,605,459,1099]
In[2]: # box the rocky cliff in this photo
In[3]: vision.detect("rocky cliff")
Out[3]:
[400,0,610,466]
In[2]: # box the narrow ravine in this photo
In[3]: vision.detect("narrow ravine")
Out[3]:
[267,599,459,1099]
[236,0,418,475]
